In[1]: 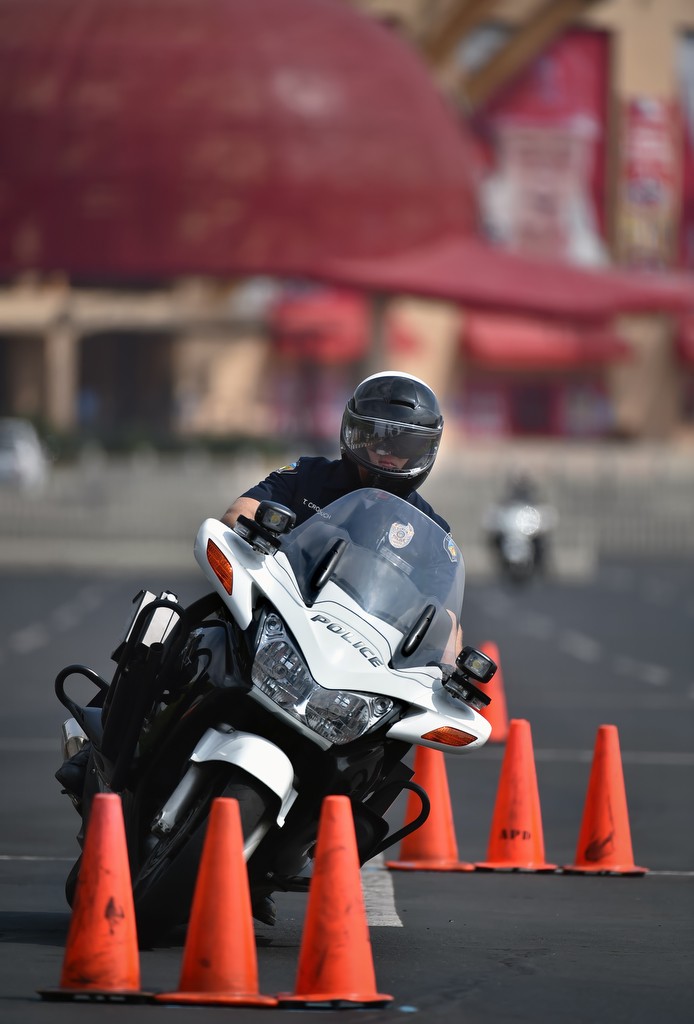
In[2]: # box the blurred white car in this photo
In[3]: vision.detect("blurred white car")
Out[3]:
[0,418,50,493]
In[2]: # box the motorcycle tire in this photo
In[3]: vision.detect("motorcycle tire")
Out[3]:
[130,766,276,945]
[64,853,82,908]
[505,564,533,585]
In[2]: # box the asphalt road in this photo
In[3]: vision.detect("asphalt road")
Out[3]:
[0,556,692,1023]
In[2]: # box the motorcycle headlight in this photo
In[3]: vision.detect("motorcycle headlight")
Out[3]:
[515,505,542,536]
[251,613,396,745]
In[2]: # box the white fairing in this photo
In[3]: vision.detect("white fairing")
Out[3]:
[194,490,491,755]
[195,520,257,628]
[387,707,491,748]
[191,726,298,826]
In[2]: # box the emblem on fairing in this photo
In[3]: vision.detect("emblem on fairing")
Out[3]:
[388,522,414,548]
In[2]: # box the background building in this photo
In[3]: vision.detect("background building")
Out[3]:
[0,0,692,451]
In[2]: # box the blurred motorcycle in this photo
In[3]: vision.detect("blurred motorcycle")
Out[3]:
[483,474,558,584]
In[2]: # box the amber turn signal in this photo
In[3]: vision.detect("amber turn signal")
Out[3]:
[421,727,476,747]
[207,539,233,594]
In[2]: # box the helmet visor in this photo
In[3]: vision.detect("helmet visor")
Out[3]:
[342,411,441,475]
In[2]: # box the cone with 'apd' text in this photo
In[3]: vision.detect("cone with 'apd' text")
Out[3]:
[563,724,647,875]
[386,745,475,871]
[155,797,277,1005]
[39,793,148,1002]
[478,640,509,742]
[476,718,557,871]
[278,795,392,1008]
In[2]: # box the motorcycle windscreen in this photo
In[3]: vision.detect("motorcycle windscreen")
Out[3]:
[281,488,465,667]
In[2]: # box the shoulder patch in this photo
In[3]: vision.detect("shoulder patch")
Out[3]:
[444,533,460,563]
[276,461,299,474]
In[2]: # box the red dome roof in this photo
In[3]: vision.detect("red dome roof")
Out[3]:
[0,0,478,278]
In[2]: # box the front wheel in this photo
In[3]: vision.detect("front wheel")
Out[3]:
[132,766,277,943]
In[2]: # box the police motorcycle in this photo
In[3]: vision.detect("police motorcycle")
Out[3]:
[483,474,558,585]
[55,488,495,941]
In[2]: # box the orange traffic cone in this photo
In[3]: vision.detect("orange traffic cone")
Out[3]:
[386,746,475,871]
[563,724,647,875]
[478,640,509,742]
[155,798,277,1005]
[278,795,392,1008]
[476,718,557,871]
[39,793,148,1002]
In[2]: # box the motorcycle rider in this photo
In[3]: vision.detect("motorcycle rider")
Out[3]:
[223,370,448,529]
[56,370,463,926]
[222,370,462,659]
[483,471,556,576]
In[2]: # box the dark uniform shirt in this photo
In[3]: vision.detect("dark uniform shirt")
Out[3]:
[242,455,450,533]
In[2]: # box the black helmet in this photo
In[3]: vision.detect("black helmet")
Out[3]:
[340,371,444,496]
[505,472,539,503]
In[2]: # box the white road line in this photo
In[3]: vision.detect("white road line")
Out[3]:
[0,851,404,927]
[474,592,514,618]
[0,738,59,752]
[517,611,554,640]
[49,583,108,631]
[637,663,672,687]
[3,738,693,767]
[470,584,678,691]
[7,623,50,653]
[0,855,75,862]
[612,654,642,676]
[5,583,108,654]
[51,604,83,631]
[75,584,107,611]
[533,749,694,766]
[612,656,672,687]
[558,630,602,663]
[0,855,691,878]
[363,854,403,927]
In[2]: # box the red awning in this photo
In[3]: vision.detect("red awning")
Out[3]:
[270,290,367,364]
[269,287,417,363]
[320,237,694,319]
[462,313,632,369]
